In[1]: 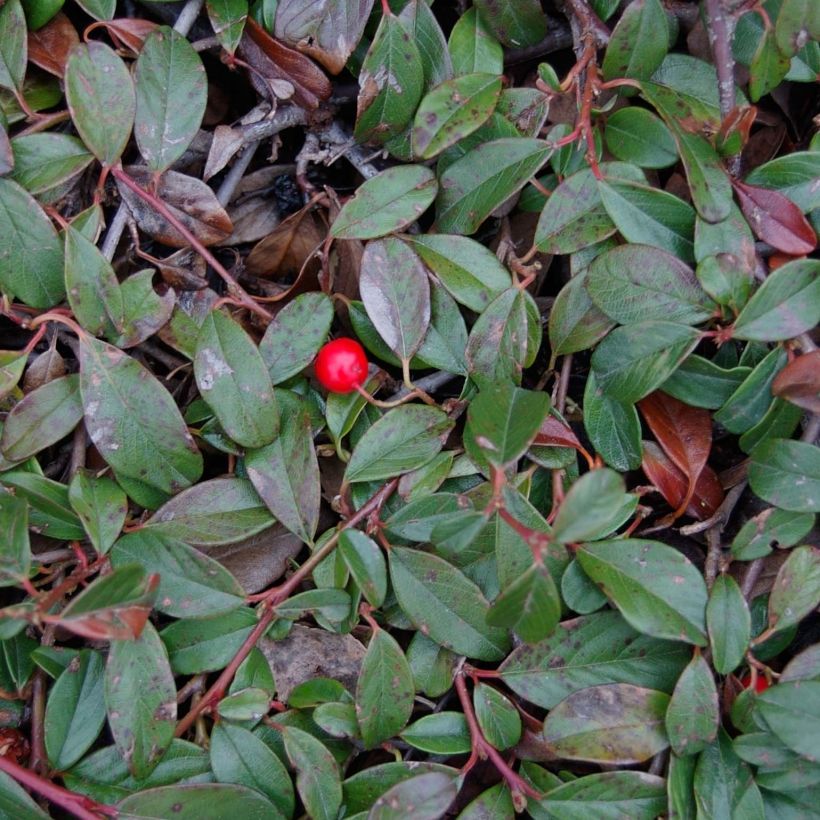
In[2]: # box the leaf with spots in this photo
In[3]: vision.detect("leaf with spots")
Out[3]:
[665,652,719,756]
[104,622,177,779]
[281,726,342,820]
[356,629,415,748]
[194,309,278,449]
[0,0,27,94]
[577,539,708,645]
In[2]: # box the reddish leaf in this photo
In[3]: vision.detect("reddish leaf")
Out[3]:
[716,105,756,156]
[733,179,816,255]
[27,12,79,77]
[116,167,233,248]
[641,441,723,521]
[241,18,332,111]
[533,414,583,451]
[638,391,713,520]
[85,19,161,55]
[772,351,820,414]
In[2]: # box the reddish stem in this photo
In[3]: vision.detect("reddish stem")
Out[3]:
[0,754,115,819]
[109,167,272,322]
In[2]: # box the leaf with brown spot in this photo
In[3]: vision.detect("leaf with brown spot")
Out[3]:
[641,440,723,521]
[116,167,233,248]
[638,391,714,520]
[733,179,816,255]
[772,350,820,413]
[27,13,79,78]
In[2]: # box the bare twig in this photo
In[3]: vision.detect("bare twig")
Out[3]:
[741,558,764,600]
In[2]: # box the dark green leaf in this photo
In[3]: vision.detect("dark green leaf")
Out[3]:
[68,470,127,556]
[10,133,93,195]
[389,546,510,661]
[746,151,820,213]
[473,0,547,47]
[660,356,751,410]
[331,165,437,239]
[281,725,342,820]
[604,107,677,168]
[768,545,820,633]
[474,682,521,749]
[338,529,386,608]
[665,652,718,756]
[577,539,708,645]
[590,321,700,403]
[707,575,750,674]
[543,684,670,764]
[194,310,277,449]
[370,772,457,820]
[749,438,820,512]
[0,178,64,307]
[259,292,333,385]
[486,563,561,644]
[500,611,689,708]
[117,784,280,819]
[458,783,513,820]
[398,0,452,90]
[206,0,247,55]
[45,649,105,770]
[561,559,608,615]
[602,0,668,84]
[551,468,629,543]
[0,492,30,587]
[448,7,503,76]
[757,681,820,762]
[65,42,135,166]
[406,632,458,698]
[0,771,49,820]
[731,506,815,560]
[216,687,270,722]
[693,730,762,819]
[0,470,85,540]
[549,274,616,356]
[400,712,471,754]
[749,28,790,101]
[79,335,203,509]
[0,0,26,93]
[356,629,414,748]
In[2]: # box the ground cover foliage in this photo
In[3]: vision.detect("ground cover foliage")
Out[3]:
[0,0,818,816]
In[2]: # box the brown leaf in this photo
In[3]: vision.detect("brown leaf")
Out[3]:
[220,194,281,245]
[641,441,723,521]
[84,18,161,55]
[23,337,65,391]
[733,179,816,255]
[241,19,332,111]
[772,350,820,413]
[117,167,233,248]
[638,391,713,520]
[153,248,209,291]
[27,13,79,77]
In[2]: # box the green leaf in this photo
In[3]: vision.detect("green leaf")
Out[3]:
[590,321,700,403]
[10,133,93,196]
[665,652,718,756]
[669,127,732,223]
[356,629,415,748]
[500,611,688,709]
[731,506,815,560]
[111,531,245,618]
[1,374,83,462]
[209,723,293,817]
[775,0,820,56]
[45,649,106,770]
[0,178,64,307]
[370,772,458,820]
[602,0,668,85]
[389,546,511,661]
[733,258,820,341]
[0,0,26,94]
[486,563,561,644]
[748,28,791,101]
[194,310,277,449]
[543,683,670,765]
[436,137,551,234]
[604,108,677,168]
[397,0,452,90]
[68,470,127,555]
[117,784,280,819]
[693,730,762,819]
[1,471,85,541]
[458,783,514,820]
[105,622,176,779]
[206,0,247,55]
[412,73,502,158]
[355,10,424,144]
[338,530,387,608]
[64,224,124,338]
[768,545,820,633]
[707,575,750,674]
[258,292,332,384]
[0,493,30,587]
[561,559,608,615]
[113,268,175,349]
[75,0,115,20]
[474,682,521,750]
[598,178,695,261]
[359,236,430,361]
[551,469,629,543]
[757,681,820,762]
[746,151,820,213]
[660,356,750,410]
[400,712,471,754]
[216,687,269,723]
[281,725,342,820]
[464,382,550,469]
[246,391,319,544]
[345,405,453,483]
[587,244,714,325]
[448,7,502,76]
[404,233,510,312]
[79,335,203,509]
[465,287,541,386]
[0,771,49,820]
[134,27,207,173]
[749,438,820,513]
[275,588,351,624]
[407,632,458,698]
[331,165,437,239]
[473,0,547,47]
[549,273,616,356]
[144,477,274,546]
[65,42,135,167]
[0,350,27,402]
[583,374,642,471]
[577,539,708,645]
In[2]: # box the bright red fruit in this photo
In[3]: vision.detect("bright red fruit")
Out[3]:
[314,338,368,393]
[740,673,770,694]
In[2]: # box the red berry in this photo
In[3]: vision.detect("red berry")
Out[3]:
[314,338,368,393]
[740,673,770,694]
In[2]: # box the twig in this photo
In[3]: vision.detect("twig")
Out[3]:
[680,481,747,536]
[801,413,820,444]
[216,140,260,207]
[100,203,130,262]
[554,355,572,415]
[504,23,574,65]
[388,371,461,402]
[319,122,384,180]
[173,0,204,35]
[704,528,722,591]
[741,558,763,600]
